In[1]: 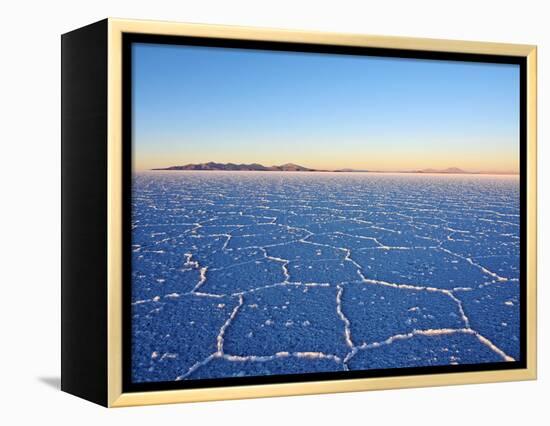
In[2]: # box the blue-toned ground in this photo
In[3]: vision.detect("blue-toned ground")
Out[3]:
[131,171,520,383]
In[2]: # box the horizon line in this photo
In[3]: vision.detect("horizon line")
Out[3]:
[140,161,519,175]
[141,170,520,176]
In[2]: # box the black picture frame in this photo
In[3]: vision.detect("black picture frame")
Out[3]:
[61,18,537,407]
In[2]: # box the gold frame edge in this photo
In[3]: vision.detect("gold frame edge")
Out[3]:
[107,19,123,407]
[106,18,537,407]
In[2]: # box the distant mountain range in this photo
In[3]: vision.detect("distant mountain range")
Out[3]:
[153,162,321,172]
[152,162,515,175]
[413,167,518,175]
[416,167,468,174]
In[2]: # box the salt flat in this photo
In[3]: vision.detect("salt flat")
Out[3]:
[131,171,520,383]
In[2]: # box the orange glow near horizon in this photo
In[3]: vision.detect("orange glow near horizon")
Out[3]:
[133,141,519,174]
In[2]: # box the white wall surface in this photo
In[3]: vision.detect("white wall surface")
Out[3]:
[0,0,546,424]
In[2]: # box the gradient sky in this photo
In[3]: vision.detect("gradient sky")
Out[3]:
[132,42,520,173]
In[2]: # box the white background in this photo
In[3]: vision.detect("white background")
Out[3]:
[0,0,547,424]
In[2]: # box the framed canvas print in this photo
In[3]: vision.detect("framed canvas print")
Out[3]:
[61,18,537,407]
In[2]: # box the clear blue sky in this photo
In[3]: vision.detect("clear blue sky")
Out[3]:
[132,42,520,172]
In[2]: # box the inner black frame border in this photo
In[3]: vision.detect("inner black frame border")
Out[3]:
[122,32,528,394]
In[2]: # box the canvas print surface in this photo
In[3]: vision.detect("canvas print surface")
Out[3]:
[130,43,520,384]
